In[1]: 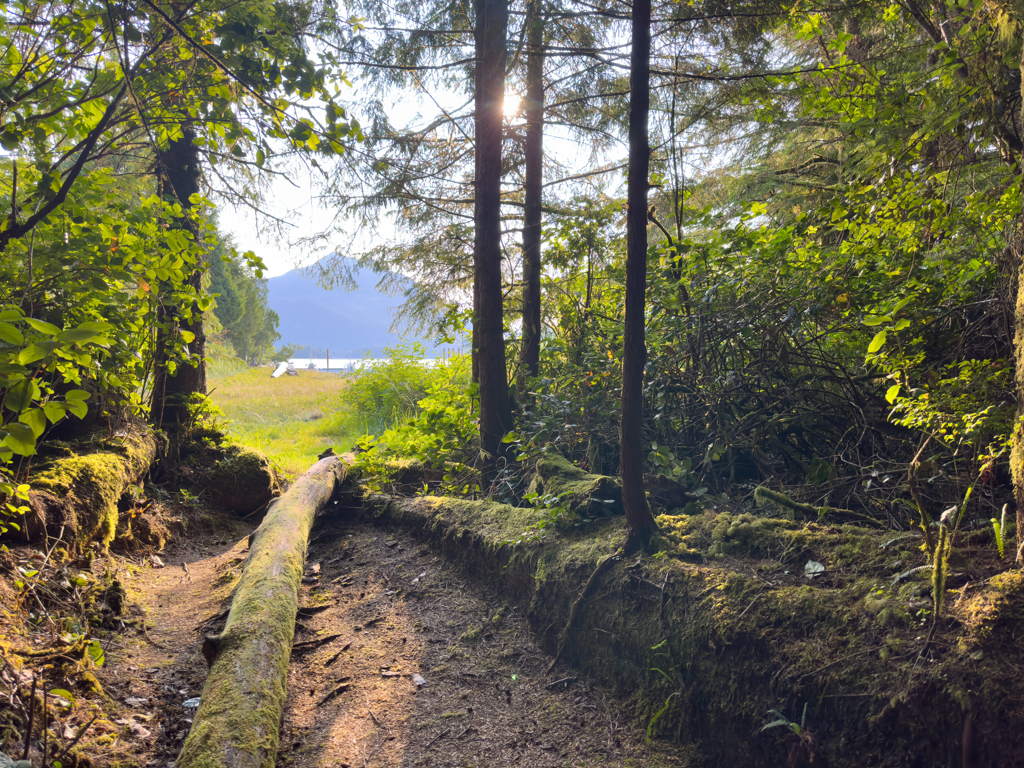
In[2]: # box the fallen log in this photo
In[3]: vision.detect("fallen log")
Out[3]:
[176,456,347,768]
[21,425,165,551]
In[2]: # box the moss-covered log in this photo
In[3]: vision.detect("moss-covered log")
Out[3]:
[21,426,164,551]
[362,494,1024,767]
[528,448,624,516]
[207,446,282,514]
[176,456,347,768]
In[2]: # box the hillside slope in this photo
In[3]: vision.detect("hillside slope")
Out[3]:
[267,261,442,357]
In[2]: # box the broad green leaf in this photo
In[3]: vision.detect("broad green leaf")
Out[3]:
[64,389,91,401]
[0,322,24,344]
[867,330,888,354]
[885,384,901,404]
[58,329,100,343]
[5,379,40,412]
[43,402,67,423]
[23,318,61,335]
[862,315,891,327]
[19,345,50,365]
[19,408,46,438]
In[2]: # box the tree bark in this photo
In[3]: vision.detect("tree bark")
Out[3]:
[176,456,348,768]
[518,0,544,395]
[1013,46,1024,562]
[474,0,513,467]
[620,0,657,553]
[151,126,207,430]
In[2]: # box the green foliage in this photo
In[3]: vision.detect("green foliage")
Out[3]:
[342,343,457,435]
[350,348,475,493]
[209,238,280,366]
[0,167,216,459]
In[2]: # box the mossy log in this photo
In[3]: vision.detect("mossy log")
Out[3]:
[207,446,282,514]
[176,456,347,768]
[362,494,1024,767]
[21,426,164,551]
[528,449,624,516]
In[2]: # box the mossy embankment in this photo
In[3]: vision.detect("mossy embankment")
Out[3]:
[356,491,1024,767]
[20,423,166,551]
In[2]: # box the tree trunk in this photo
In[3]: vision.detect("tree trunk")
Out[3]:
[518,0,544,395]
[151,126,207,431]
[1013,47,1024,562]
[620,0,657,553]
[176,456,348,768]
[474,0,513,467]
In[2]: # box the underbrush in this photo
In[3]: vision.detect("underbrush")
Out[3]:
[341,345,478,494]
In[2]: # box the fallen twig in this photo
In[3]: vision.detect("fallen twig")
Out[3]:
[324,643,352,667]
[426,728,451,748]
[291,633,343,652]
[545,676,576,689]
[56,713,99,763]
[318,681,351,705]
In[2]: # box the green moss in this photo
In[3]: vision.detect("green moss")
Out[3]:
[528,448,623,517]
[208,446,281,514]
[361,489,1024,768]
[29,429,161,550]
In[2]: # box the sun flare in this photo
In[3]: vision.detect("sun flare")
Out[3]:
[503,94,521,116]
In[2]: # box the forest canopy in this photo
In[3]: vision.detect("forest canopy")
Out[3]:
[0,0,1022,554]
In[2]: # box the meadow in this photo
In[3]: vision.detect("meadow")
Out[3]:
[208,367,355,478]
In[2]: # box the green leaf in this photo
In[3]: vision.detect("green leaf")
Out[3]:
[43,402,67,424]
[862,315,891,327]
[19,344,50,365]
[50,688,75,706]
[64,389,91,401]
[5,379,40,412]
[867,329,887,354]
[66,400,88,419]
[19,408,46,438]
[87,639,105,667]
[885,384,901,404]
[58,328,100,343]
[3,422,36,455]
[893,319,911,331]
[0,322,24,344]
[23,318,61,336]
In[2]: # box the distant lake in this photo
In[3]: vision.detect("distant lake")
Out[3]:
[286,357,452,372]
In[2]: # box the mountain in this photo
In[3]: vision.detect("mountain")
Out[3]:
[266,261,441,358]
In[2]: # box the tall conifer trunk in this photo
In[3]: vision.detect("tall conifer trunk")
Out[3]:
[518,0,544,393]
[151,126,207,430]
[1012,50,1024,560]
[620,0,657,552]
[474,0,513,468]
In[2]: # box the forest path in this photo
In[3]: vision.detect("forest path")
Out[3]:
[102,512,682,768]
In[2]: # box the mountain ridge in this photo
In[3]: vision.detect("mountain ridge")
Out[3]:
[266,261,443,357]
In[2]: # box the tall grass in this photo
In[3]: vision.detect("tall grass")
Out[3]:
[208,367,354,478]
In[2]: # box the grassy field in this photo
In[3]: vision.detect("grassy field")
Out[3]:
[208,367,355,479]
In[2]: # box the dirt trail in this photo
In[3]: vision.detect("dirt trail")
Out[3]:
[103,512,684,768]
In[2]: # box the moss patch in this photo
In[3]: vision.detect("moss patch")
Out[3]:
[207,446,282,514]
[357,493,1024,767]
[24,426,163,551]
[528,448,624,517]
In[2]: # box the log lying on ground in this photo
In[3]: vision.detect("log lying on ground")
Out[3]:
[528,448,624,516]
[176,456,347,768]
[362,493,1024,767]
[21,425,164,551]
[528,448,696,517]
